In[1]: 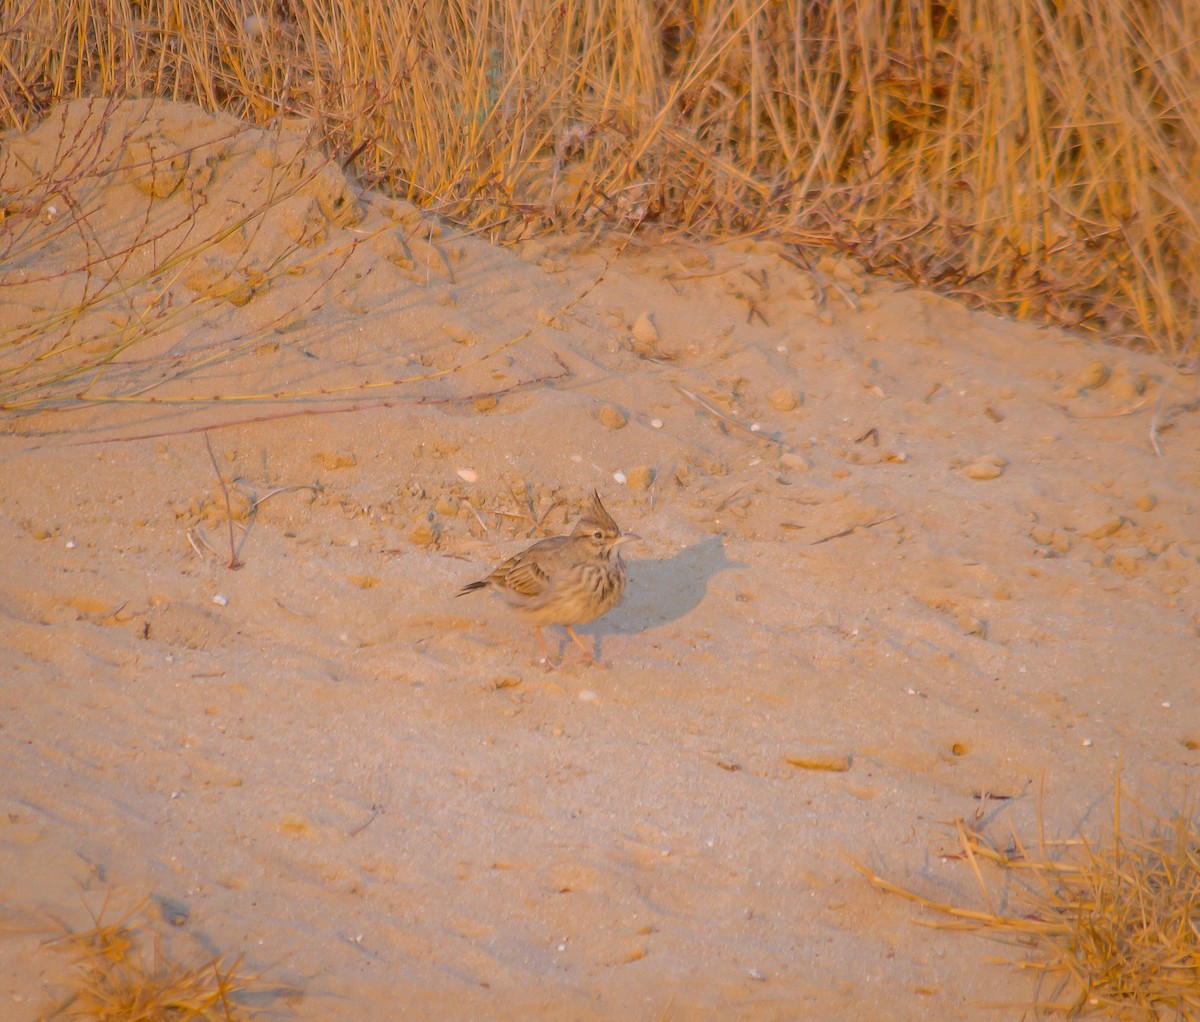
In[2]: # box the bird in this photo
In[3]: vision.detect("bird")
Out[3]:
[457,489,639,667]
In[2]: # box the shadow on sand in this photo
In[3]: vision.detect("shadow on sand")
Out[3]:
[586,534,742,657]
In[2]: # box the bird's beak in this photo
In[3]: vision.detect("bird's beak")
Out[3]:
[613,533,641,546]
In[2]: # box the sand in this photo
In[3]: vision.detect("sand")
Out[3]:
[1,98,1198,1020]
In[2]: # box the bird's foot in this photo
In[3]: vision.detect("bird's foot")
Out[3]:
[564,626,607,669]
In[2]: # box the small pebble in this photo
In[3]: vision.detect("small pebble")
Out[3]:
[1084,517,1123,540]
[961,456,1006,480]
[784,753,852,772]
[457,468,477,483]
[65,540,76,549]
[631,312,659,345]
[598,404,627,430]
[1030,524,1055,546]
[212,593,228,607]
[315,451,357,470]
[767,388,799,411]
[956,615,987,637]
[612,471,627,485]
[1075,360,1111,391]
[441,321,475,345]
[749,423,761,432]
[473,395,497,413]
[1108,366,1147,402]
[626,465,654,490]
[1109,548,1146,578]
[650,418,663,429]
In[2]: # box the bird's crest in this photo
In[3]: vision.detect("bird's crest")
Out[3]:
[573,489,621,537]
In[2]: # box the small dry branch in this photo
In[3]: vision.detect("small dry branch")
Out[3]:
[203,433,243,571]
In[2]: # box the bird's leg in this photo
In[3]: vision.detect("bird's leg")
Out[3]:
[565,626,606,669]
[533,626,559,670]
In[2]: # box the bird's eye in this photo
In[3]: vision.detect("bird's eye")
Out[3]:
[593,530,604,540]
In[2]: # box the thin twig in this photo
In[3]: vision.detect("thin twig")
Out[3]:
[348,767,391,837]
[250,483,323,511]
[462,498,490,537]
[187,527,222,560]
[347,803,383,837]
[185,529,207,560]
[715,485,748,513]
[1057,396,1153,419]
[534,498,565,531]
[70,356,572,445]
[829,278,862,312]
[855,427,879,445]
[1149,394,1164,458]
[782,247,826,307]
[673,383,784,447]
[204,434,243,570]
[809,514,900,545]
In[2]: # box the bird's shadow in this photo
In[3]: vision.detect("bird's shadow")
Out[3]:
[586,534,741,652]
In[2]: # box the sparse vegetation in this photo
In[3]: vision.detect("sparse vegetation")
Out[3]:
[860,786,1200,1018]
[41,897,260,1021]
[1,0,1196,357]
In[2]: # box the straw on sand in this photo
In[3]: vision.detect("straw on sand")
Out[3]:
[857,783,1200,1018]
[40,897,259,1021]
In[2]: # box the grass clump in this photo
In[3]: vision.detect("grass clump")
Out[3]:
[1,0,1197,356]
[860,785,1200,1017]
[41,898,259,1021]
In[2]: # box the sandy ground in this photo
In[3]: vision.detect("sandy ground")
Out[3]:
[2,99,1198,1020]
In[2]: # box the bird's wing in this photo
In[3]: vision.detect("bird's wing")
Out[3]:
[497,555,551,596]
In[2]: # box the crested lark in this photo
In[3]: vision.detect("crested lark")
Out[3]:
[457,489,639,666]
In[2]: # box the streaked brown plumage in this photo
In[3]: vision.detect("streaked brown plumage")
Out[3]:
[457,489,638,666]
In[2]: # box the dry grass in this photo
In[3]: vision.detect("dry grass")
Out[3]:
[1,0,1197,358]
[0,96,392,409]
[858,784,1200,1018]
[0,88,615,410]
[40,897,259,1021]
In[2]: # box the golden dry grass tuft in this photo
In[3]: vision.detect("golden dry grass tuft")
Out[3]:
[859,786,1200,1018]
[41,897,259,1021]
[1,0,1198,356]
